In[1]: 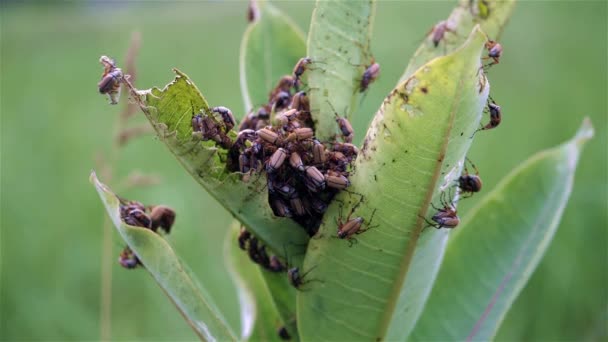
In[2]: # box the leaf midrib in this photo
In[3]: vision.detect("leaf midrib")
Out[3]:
[377,71,468,339]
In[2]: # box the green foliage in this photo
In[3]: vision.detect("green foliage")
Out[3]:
[128,69,309,260]
[240,0,306,112]
[400,0,515,81]
[411,119,593,341]
[2,1,604,341]
[306,0,376,141]
[89,0,597,340]
[224,223,285,341]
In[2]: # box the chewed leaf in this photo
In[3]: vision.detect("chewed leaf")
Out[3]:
[306,0,376,141]
[239,0,306,113]
[399,0,515,83]
[410,119,594,341]
[126,69,309,261]
[90,172,237,342]
[297,27,489,341]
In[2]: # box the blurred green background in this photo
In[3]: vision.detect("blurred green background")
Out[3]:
[1,1,606,340]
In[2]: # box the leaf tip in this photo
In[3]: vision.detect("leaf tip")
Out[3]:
[572,117,594,147]
[89,170,98,184]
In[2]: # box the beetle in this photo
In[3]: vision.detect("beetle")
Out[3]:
[458,157,483,196]
[266,148,288,173]
[289,152,305,172]
[277,326,291,340]
[290,195,306,216]
[98,68,123,105]
[211,106,236,131]
[292,57,312,90]
[472,97,502,136]
[287,266,320,290]
[273,198,293,218]
[272,91,291,111]
[119,246,140,269]
[483,40,503,68]
[304,166,326,192]
[335,199,377,246]
[428,20,456,48]
[257,128,280,145]
[149,205,176,234]
[268,255,285,273]
[325,171,350,190]
[269,75,295,101]
[285,127,313,142]
[123,208,152,229]
[422,191,460,230]
[238,228,251,250]
[290,91,310,112]
[312,140,327,164]
[360,60,380,92]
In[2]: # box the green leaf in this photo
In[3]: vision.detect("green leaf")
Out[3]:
[260,269,299,340]
[124,69,309,260]
[224,223,286,342]
[90,172,237,342]
[306,0,376,141]
[410,119,594,341]
[238,5,306,336]
[239,0,306,112]
[386,2,516,339]
[297,27,490,341]
[399,0,516,83]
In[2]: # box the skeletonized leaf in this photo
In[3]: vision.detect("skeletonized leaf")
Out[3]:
[125,69,309,261]
[90,172,237,342]
[410,119,594,341]
[306,0,376,141]
[239,0,306,113]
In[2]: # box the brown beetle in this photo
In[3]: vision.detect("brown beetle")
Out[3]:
[285,127,314,142]
[290,91,310,112]
[335,200,376,246]
[268,255,285,273]
[293,57,312,89]
[325,171,350,190]
[290,195,306,216]
[289,152,305,172]
[247,0,259,22]
[360,60,380,92]
[288,266,320,290]
[458,157,483,197]
[269,75,295,101]
[427,20,456,48]
[272,91,291,111]
[266,148,288,173]
[149,205,176,234]
[423,191,460,229]
[277,326,291,340]
[304,166,326,192]
[272,198,293,218]
[312,140,327,164]
[238,228,251,250]
[483,40,503,68]
[119,246,140,269]
[473,97,502,136]
[257,128,280,145]
[211,106,236,132]
[122,208,152,229]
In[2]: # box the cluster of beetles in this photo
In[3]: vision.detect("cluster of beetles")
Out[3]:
[100,2,504,318]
